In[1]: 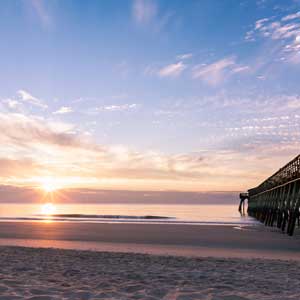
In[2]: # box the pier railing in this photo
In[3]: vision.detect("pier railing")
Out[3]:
[248,154,300,236]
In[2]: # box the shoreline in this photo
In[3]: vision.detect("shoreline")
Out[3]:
[0,218,258,226]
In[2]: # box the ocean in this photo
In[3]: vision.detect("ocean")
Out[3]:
[0,203,257,226]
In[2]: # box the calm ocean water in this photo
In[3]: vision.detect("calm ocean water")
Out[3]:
[0,203,257,226]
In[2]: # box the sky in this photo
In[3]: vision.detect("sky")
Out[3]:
[1,0,300,200]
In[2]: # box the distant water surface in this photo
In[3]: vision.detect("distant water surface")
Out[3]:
[0,203,257,226]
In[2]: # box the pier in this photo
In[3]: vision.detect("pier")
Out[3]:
[248,154,300,236]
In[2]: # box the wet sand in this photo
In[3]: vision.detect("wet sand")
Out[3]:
[0,222,299,260]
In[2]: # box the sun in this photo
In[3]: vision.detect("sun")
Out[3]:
[42,182,56,193]
[40,178,60,193]
[41,203,56,215]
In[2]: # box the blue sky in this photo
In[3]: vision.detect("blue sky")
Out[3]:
[0,0,300,193]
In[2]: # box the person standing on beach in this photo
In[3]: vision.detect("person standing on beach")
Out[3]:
[239,193,248,216]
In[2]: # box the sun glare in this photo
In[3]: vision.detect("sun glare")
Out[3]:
[41,203,56,215]
[40,178,60,193]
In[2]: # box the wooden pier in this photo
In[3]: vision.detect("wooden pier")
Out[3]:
[248,154,300,236]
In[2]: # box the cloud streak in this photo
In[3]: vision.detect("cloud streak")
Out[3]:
[192,57,249,86]
[176,53,193,60]
[97,104,138,112]
[27,0,53,28]
[132,0,157,24]
[53,106,73,114]
[18,90,48,109]
[158,62,186,78]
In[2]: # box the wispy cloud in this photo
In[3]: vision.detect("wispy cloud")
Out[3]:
[26,0,53,28]
[192,57,249,86]
[53,106,73,114]
[282,11,300,22]
[17,90,48,109]
[132,0,157,24]
[165,91,300,119]
[2,99,21,110]
[132,0,174,32]
[0,110,274,191]
[97,104,138,112]
[158,62,186,78]
[246,11,300,64]
[287,95,300,108]
[176,53,193,60]
[0,112,78,149]
[231,66,250,73]
[0,104,299,191]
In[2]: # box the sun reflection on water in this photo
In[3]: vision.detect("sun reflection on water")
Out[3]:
[41,203,56,215]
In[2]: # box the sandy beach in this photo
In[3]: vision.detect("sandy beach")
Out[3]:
[0,222,299,299]
[1,246,300,300]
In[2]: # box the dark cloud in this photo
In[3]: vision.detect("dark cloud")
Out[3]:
[0,185,239,204]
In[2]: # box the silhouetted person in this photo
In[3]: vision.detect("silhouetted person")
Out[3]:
[239,192,249,216]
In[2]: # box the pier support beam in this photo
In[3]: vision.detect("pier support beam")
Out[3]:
[248,154,300,236]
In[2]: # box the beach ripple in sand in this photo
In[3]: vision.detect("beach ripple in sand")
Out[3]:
[0,246,300,300]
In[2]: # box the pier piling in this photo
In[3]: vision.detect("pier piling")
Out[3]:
[248,154,300,236]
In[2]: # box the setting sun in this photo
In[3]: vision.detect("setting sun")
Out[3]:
[40,178,60,193]
[41,203,56,215]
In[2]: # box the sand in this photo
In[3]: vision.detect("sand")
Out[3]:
[0,222,299,299]
[0,222,299,260]
[0,246,300,300]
